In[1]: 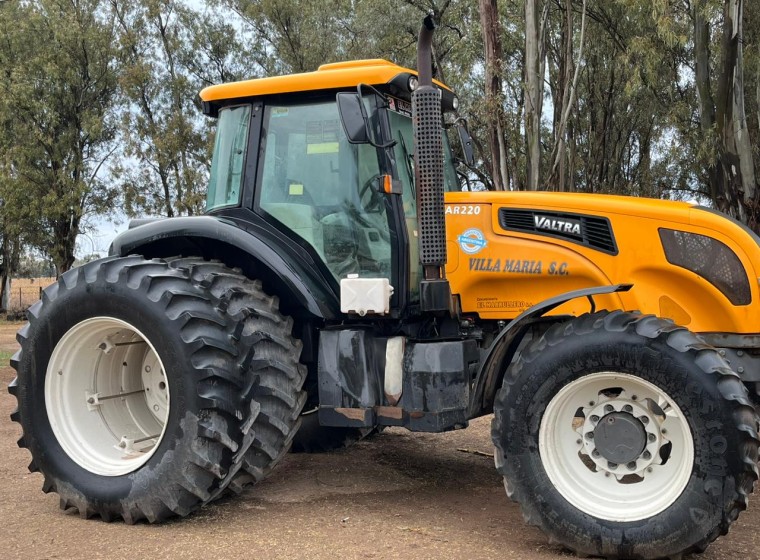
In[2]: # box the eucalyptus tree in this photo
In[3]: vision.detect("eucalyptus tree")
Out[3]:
[112,0,249,218]
[0,0,120,275]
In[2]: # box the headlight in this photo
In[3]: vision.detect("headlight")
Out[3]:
[659,228,751,305]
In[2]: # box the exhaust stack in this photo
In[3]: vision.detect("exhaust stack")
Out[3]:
[413,14,451,313]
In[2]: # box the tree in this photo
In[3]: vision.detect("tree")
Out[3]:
[524,0,547,190]
[692,0,757,227]
[0,0,119,275]
[479,0,509,190]
[113,0,237,218]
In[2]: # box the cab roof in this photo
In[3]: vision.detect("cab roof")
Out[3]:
[199,59,452,103]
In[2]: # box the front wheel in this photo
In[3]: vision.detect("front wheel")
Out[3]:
[492,311,759,559]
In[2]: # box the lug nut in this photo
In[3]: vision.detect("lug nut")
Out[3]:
[608,462,618,470]
[627,461,637,470]
[590,415,600,423]
[585,432,594,440]
[592,449,600,458]
[643,451,651,460]
[604,405,614,413]
[648,433,656,442]
[623,404,633,412]
[640,416,649,425]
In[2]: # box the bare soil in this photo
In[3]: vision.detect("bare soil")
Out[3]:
[0,320,758,560]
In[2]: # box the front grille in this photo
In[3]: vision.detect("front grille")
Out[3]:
[660,229,751,305]
[498,209,618,255]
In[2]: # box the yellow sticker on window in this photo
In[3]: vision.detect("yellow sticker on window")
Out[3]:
[306,142,339,154]
[289,183,304,195]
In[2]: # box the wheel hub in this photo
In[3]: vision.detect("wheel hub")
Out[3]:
[581,393,664,476]
[593,412,646,464]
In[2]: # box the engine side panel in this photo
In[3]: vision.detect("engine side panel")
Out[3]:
[445,191,760,334]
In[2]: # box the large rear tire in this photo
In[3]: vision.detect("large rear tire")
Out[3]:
[161,257,307,493]
[9,256,305,522]
[492,311,759,559]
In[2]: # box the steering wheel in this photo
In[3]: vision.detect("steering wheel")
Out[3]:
[358,174,386,213]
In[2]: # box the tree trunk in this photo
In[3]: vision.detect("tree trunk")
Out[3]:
[696,0,757,229]
[548,0,586,191]
[479,0,506,190]
[524,0,543,190]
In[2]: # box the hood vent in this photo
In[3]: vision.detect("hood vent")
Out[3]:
[498,208,618,255]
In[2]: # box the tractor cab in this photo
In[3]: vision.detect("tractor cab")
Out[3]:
[201,59,460,314]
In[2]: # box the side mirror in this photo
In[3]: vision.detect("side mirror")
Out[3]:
[337,92,369,144]
[457,122,475,167]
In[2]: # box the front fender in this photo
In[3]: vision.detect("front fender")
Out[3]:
[468,283,633,418]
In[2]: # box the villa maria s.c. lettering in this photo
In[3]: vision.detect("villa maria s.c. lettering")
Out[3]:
[469,258,542,274]
[468,258,570,275]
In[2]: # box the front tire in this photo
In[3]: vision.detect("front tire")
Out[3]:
[492,311,759,559]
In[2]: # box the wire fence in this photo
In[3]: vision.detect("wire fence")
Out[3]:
[5,278,56,314]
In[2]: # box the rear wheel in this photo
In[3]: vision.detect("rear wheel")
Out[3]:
[9,256,305,521]
[492,311,759,559]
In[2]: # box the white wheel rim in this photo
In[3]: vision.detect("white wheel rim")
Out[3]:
[539,372,693,522]
[45,317,170,476]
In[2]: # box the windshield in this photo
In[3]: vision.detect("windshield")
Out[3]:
[206,105,251,211]
[257,100,392,282]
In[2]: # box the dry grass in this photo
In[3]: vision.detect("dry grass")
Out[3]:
[5,277,55,312]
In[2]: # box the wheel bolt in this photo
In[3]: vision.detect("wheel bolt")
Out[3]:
[590,415,600,423]
[623,404,633,412]
[608,462,618,470]
[627,461,637,470]
[585,432,594,440]
[648,433,656,442]
[643,451,651,460]
[640,416,649,425]
[592,449,600,458]
[604,405,614,413]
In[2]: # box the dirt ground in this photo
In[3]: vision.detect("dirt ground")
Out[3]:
[1,321,759,560]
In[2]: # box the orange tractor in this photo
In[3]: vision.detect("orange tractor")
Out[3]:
[10,16,759,559]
